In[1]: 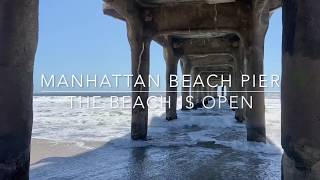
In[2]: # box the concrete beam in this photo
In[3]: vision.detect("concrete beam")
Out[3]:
[173,35,240,56]
[121,0,280,12]
[0,0,38,178]
[127,23,151,140]
[180,57,192,110]
[282,0,320,179]
[164,37,179,120]
[189,54,234,67]
[242,0,271,143]
[104,0,251,38]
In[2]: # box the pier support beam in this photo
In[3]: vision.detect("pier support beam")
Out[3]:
[128,24,151,140]
[235,89,246,122]
[212,87,218,98]
[106,0,152,140]
[228,73,236,110]
[202,85,209,105]
[234,45,246,122]
[181,58,191,111]
[0,0,38,178]
[198,78,205,108]
[225,86,229,98]
[191,68,198,110]
[194,85,201,109]
[235,69,245,122]
[221,86,226,96]
[164,39,179,120]
[195,86,203,108]
[245,43,266,142]
[245,1,269,142]
[282,0,320,179]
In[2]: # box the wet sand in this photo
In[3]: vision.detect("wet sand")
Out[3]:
[31,138,103,165]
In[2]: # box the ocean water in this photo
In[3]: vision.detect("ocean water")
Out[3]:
[31,96,282,180]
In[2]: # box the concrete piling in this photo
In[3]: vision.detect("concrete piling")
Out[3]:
[0,0,39,178]
[282,0,320,178]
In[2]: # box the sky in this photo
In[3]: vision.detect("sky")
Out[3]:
[34,0,282,93]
